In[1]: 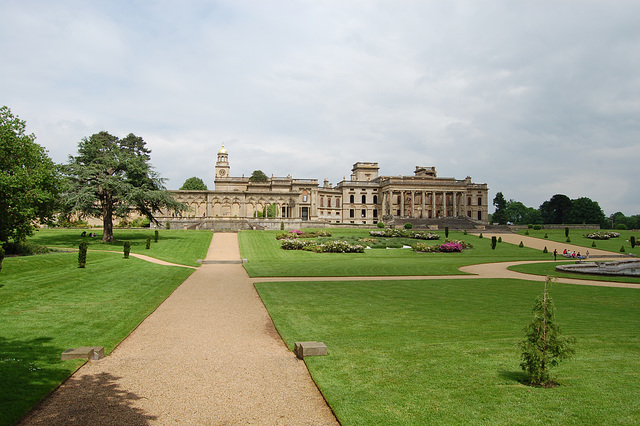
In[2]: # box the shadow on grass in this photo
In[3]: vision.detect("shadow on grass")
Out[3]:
[498,369,528,384]
[0,336,73,426]
[17,372,158,425]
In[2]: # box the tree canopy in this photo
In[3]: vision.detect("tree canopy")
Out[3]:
[0,106,61,243]
[539,194,572,224]
[249,170,268,182]
[565,197,605,226]
[491,192,508,224]
[180,176,208,190]
[64,131,185,242]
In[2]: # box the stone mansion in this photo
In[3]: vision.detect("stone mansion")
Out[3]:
[160,146,489,228]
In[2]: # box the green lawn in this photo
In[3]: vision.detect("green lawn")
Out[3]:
[0,233,206,425]
[517,228,640,257]
[509,262,640,284]
[27,228,213,266]
[256,278,640,425]
[240,229,552,277]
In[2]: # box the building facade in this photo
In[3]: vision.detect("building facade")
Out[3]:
[164,146,489,225]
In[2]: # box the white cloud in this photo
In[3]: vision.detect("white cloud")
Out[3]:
[1,0,639,215]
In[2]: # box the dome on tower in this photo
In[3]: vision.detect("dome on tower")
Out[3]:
[218,144,228,155]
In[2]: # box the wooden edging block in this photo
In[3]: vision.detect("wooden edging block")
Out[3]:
[294,341,327,359]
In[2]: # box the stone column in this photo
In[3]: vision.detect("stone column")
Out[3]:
[410,191,415,218]
[453,192,457,218]
[442,191,447,217]
[431,191,436,218]
[400,191,405,218]
[422,191,426,219]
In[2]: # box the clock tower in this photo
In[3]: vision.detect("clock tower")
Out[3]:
[215,145,230,179]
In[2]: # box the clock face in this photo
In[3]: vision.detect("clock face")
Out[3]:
[219,169,226,176]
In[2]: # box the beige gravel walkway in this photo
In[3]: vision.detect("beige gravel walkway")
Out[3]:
[20,233,338,425]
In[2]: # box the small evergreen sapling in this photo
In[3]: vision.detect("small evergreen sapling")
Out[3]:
[543,246,548,254]
[124,241,131,259]
[146,236,151,249]
[519,277,575,387]
[78,242,88,268]
[592,241,596,248]
[620,245,625,253]
[491,236,497,250]
[479,233,483,239]
[445,227,449,238]
[630,236,636,248]
[154,230,159,242]
[519,241,524,248]
[565,227,569,238]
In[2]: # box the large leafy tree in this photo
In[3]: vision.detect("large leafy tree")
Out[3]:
[0,106,61,243]
[504,200,543,225]
[491,192,508,224]
[539,194,572,224]
[180,176,208,190]
[565,197,605,226]
[249,170,268,182]
[64,131,185,242]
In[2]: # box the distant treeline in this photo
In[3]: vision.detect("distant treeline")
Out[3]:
[490,193,638,229]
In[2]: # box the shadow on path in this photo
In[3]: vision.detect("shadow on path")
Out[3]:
[19,372,157,425]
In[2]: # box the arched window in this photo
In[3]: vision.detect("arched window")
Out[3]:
[373,195,378,204]
[477,197,482,206]
[467,197,471,206]
[362,195,367,204]
[350,195,354,203]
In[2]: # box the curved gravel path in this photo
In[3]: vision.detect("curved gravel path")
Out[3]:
[20,233,339,425]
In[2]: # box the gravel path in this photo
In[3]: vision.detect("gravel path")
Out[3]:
[20,233,338,425]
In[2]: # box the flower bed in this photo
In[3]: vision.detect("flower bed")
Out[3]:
[412,239,472,253]
[369,229,440,240]
[584,231,620,240]
[276,230,332,240]
[280,239,363,253]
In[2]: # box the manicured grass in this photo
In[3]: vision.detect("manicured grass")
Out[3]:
[517,228,640,257]
[0,252,194,426]
[27,228,213,266]
[256,278,640,425]
[240,229,552,277]
[508,261,640,284]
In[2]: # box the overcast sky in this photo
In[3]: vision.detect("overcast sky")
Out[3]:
[2,0,639,215]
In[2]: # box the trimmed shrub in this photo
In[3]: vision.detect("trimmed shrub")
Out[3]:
[565,227,569,238]
[377,222,385,228]
[479,233,483,239]
[615,223,628,230]
[566,237,571,243]
[592,241,596,248]
[498,236,502,243]
[630,236,636,248]
[527,224,533,229]
[491,236,497,250]
[280,222,285,230]
[544,233,548,239]
[445,227,449,238]
[404,223,413,229]
[154,230,159,243]
[463,230,468,235]
[123,241,131,259]
[525,230,529,235]
[620,245,625,253]
[78,242,88,268]
[519,241,524,248]
[543,246,548,254]
[165,222,171,230]
[146,236,152,249]
[533,225,542,231]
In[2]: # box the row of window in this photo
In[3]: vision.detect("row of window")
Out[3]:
[349,209,378,218]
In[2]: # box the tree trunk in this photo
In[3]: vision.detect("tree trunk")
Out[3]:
[102,194,114,242]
